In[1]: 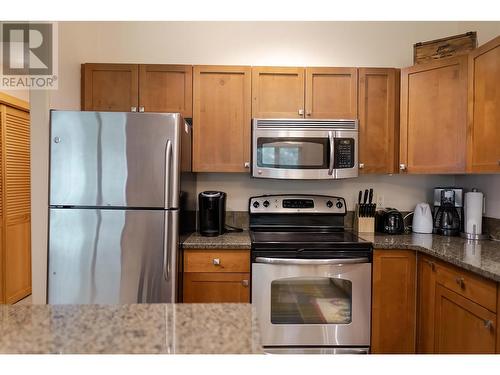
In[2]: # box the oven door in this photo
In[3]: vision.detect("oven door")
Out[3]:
[252,257,371,347]
[252,128,358,179]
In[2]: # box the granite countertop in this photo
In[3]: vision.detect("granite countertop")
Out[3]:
[0,304,262,354]
[182,231,251,249]
[357,233,500,282]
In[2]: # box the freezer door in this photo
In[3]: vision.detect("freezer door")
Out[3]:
[48,208,179,304]
[50,111,181,209]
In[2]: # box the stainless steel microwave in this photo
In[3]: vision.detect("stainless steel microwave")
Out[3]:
[251,118,358,179]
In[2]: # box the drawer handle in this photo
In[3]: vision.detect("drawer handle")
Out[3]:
[424,259,436,271]
[212,258,221,266]
[241,280,249,287]
[455,277,465,289]
[484,320,493,330]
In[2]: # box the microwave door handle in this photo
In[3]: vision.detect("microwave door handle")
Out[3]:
[255,257,369,265]
[328,131,334,176]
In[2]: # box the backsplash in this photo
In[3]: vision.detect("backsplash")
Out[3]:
[196,173,456,212]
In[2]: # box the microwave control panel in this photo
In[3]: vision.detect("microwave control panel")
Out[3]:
[334,138,355,169]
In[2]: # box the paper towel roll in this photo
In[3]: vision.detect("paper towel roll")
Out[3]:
[465,191,484,235]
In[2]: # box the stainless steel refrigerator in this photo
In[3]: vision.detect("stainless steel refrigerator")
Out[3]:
[48,111,195,304]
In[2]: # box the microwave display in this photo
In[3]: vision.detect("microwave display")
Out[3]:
[257,137,328,169]
[334,138,354,169]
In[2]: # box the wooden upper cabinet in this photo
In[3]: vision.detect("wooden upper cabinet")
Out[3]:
[252,67,305,118]
[305,67,357,119]
[193,65,251,172]
[371,249,416,354]
[358,68,400,174]
[467,36,500,173]
[139,64,193,117]
[400,56,468,173]
[82,63,139,111]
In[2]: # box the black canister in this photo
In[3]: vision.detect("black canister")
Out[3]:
[198,191,226,237]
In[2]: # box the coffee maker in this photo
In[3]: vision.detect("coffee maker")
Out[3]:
[433,187,463,236]
[198,191,226,237]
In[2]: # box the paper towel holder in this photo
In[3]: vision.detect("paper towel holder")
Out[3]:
[461,188,489,240]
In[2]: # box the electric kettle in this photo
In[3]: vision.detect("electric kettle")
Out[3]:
[412,203,433,234]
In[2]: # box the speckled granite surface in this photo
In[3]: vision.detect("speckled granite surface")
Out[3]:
[0,304,262,354]
[357,232,500,282]
[183,231,251,249]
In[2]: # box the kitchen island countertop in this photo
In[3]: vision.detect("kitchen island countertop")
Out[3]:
[0,303,262,354]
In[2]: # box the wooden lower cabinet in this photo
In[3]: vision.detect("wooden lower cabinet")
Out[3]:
[183,272,250,303]
[417,254,498,354]
[434,284,496,353]
[371,249,417,353]
[182,249,250,303]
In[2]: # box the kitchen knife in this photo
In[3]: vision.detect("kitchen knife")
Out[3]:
[358,190,363,216]
[363,189,368,217]
[368,188,373,217]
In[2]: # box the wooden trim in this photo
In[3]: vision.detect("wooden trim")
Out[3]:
[0,105,5,304]
[0,92,29,112]
[467,36,500,173]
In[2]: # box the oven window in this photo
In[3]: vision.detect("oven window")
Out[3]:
[270,277,352,324]
[257,137,328,169]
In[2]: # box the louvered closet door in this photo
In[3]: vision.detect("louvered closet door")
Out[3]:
[0,105,3,303]
[3,106,31,303]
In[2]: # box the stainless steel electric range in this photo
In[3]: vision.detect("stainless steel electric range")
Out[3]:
[249,194,372,354]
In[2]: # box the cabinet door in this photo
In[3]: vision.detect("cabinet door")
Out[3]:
[416,255,437,353]
[358,68,400,174]
[2,106,31,304]
[81,63,139,111]
[467,36,500,172]
[305,67,357,119]
[434,284,496,353]
[252,67,305,118]
[183,272,250,303]
[371,250,416,353]
[400,56,468,173]
[139,65,193,117]
[193,65,251,172]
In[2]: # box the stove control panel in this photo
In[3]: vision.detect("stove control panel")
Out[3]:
[249,195,347,214]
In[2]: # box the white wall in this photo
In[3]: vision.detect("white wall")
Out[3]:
[0,89,29,102]
[30,21,499,303]
[455,175,500,219]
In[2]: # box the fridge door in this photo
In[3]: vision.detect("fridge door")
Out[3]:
[48,208,179,304]
[50,111,181,209]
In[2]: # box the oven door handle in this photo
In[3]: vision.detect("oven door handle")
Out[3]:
[255,257,369,265]
[328,130,335,176]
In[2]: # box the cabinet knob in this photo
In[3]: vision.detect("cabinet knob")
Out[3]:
[244,162,250,168]
[212,258,221,266]
[484,320,493,330]
[359,163,365,169]
[131,106,137,112]
[139,106,145,112]
[455,277,465,289]
[306,111,312,116]
[424,259,436,271]
[498,160,500,166]
[399,163,407,171]
[298,109,304,116]
[241,280,249,287]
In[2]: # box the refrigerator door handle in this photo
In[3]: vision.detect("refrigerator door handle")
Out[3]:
[164,139,173,209]
[163,211,171,281]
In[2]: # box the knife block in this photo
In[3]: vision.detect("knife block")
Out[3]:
[353,204,375,233]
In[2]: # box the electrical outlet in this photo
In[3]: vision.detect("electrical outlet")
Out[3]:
[376,195,384,208]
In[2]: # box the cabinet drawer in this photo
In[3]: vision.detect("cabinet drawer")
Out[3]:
[184,249,250,273]
[435,261,497,312]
